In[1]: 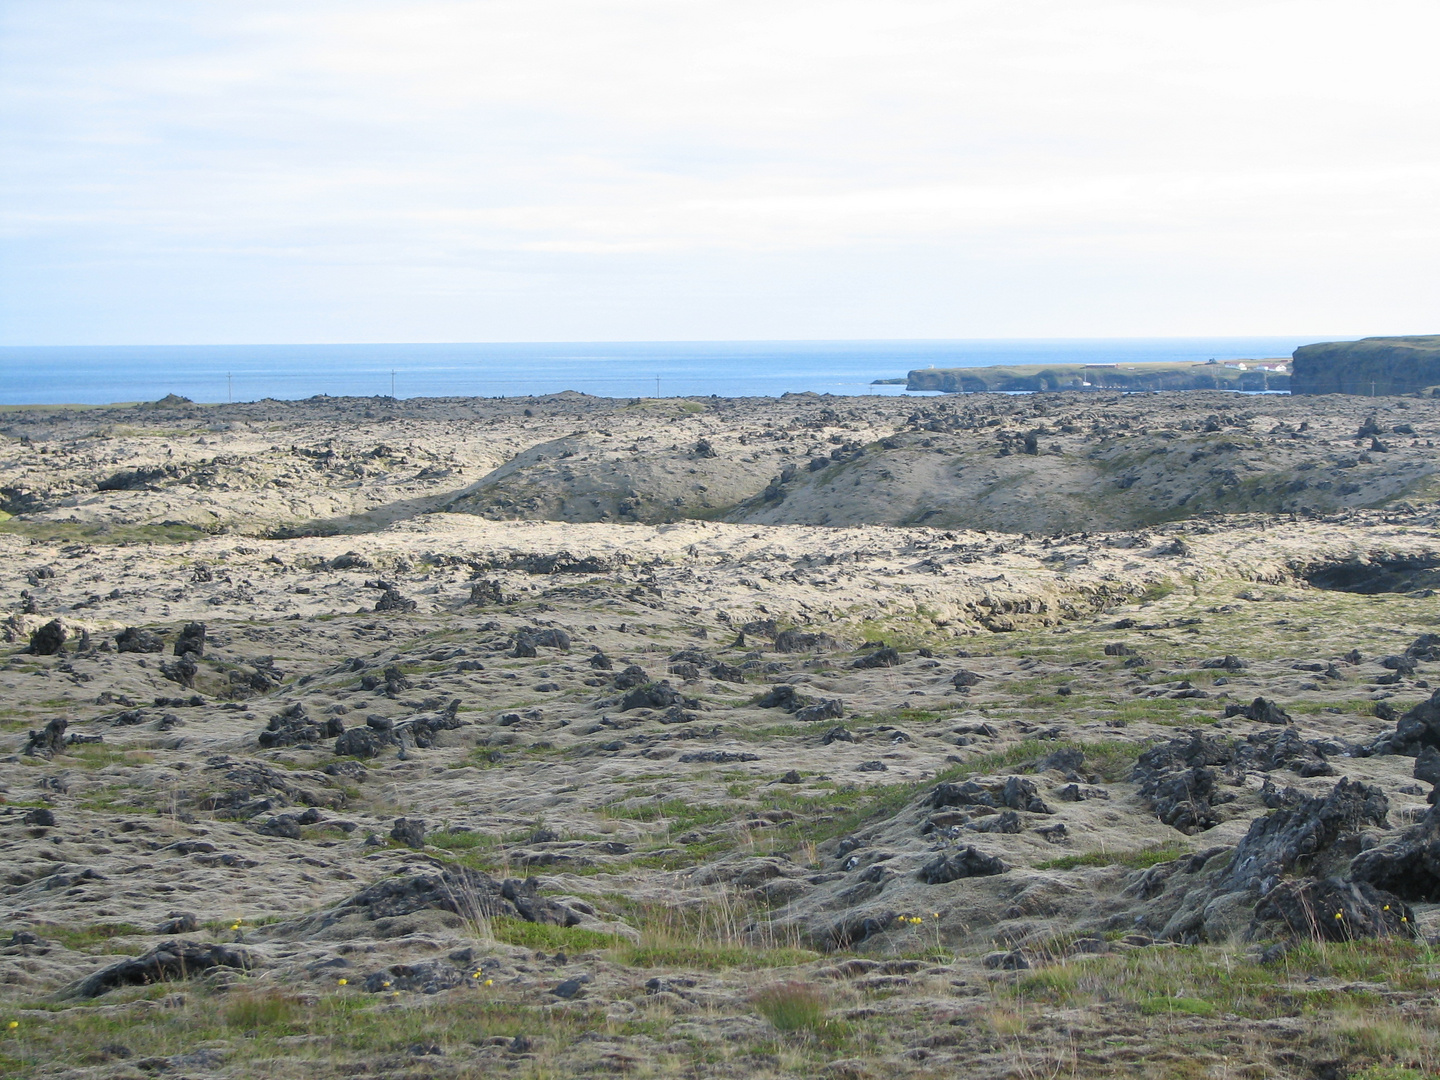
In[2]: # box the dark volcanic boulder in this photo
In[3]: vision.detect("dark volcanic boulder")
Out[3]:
[1238,728,1336,778]
[116,627,165,653]
[174,621,206,658]
[258,703,344,749]
[1253,877,1414,941]
[951,669,983,689]
[773,629,839,653]
[159,653,198,689]
[335,727,387,759]
[1388,688,1440,756]
[613,665,650,690]
[619,681,686,711]
[1223,697,1292,725]
[64,942,252,998]
[521,627,572,651]
[794,698,844,723]
[28,619,68,656]
[24,718,68,757]
[468,579,504,605]
[926,780,996,809]
[296,866,584,934]
[1132,732,1238,833]
[1219,778,1389,896]
[390,817,427,849]
[374,588,418,613]
[755,684,805,710]
[919,846,1006,884]
[852,646,901,669]
[1000,776,1053,814]
[1350,802,1440,901]
[1408,634,1440,661]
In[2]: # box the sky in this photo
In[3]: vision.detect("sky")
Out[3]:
[1,0,1436,345]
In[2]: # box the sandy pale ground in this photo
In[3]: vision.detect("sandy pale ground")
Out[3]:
[4,391,1440,1077]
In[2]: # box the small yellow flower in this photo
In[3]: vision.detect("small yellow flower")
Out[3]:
[391,991,401,998]
[7,1021,17,1030]
[382,981,391,988]
[1384,905,1391,911]
[337,978,348,986]
[932,912,940,919]
[1334,912,1344,919]
[484,979,493,987]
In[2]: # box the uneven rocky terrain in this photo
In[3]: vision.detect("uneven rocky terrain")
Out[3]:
[5,389,1440,1078]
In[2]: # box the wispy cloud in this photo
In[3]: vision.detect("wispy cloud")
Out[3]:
[2,0,1436,342]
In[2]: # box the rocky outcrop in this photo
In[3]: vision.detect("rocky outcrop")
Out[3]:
[1292,335,1440,395]
[906,362,1288,394]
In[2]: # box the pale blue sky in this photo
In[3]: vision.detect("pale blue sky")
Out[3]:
[2,1,1435,344]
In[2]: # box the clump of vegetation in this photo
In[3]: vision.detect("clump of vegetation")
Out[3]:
[751,981,829,1033]
[1036,840,1195,872]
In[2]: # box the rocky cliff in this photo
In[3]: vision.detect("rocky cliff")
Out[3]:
[1292,335,1440,395]
[905,361,1288,393]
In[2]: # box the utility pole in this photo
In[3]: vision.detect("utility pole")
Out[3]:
[391,370,396,399]
[227,372,232,403]
[655,375,661,398]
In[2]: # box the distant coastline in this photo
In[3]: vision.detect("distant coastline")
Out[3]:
[898,359,1291,394]
[0,338,1315,405]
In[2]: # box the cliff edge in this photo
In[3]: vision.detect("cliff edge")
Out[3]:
[1292,335,1440,395]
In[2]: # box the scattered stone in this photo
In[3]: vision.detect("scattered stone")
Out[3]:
[919,846,1006,884]
[1223,697,1292,725]
[852,646,901,669]
[63,942,252,998]
[391,817,427,849]
[115,627,165,653]
[28,619,68,656]
[174,622,206,658]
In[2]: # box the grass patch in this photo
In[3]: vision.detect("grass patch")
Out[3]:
[1140,995,1217,1017]
[490,916,624,953]
[752,981,829,1032]
[0,520,213,545]
[1036,840,1196,872]
[65,745,155,770]
[23,922,147,952]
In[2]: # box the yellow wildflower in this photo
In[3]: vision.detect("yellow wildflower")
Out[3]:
[337,978,348,985]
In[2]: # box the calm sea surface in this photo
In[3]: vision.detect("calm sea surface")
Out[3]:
[0,338,1314,405]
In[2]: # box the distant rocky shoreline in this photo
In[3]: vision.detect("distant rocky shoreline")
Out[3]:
[899,333,1440,397]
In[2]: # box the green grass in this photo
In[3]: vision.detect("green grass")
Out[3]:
[617,941,818,969]
[0,520,214,545]
[1036,840,1196,872]
[20,922,146,952]
[1140,995,1217,1017]
[489,916,624,953]
[751,981,829,1032]
[65,745,155,770]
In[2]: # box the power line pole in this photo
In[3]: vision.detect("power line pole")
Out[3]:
[655,375,661,398]
[391,370,396,399]
[227,372,232,403]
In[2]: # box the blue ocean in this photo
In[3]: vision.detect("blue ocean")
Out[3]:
[0,338,1316,405]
